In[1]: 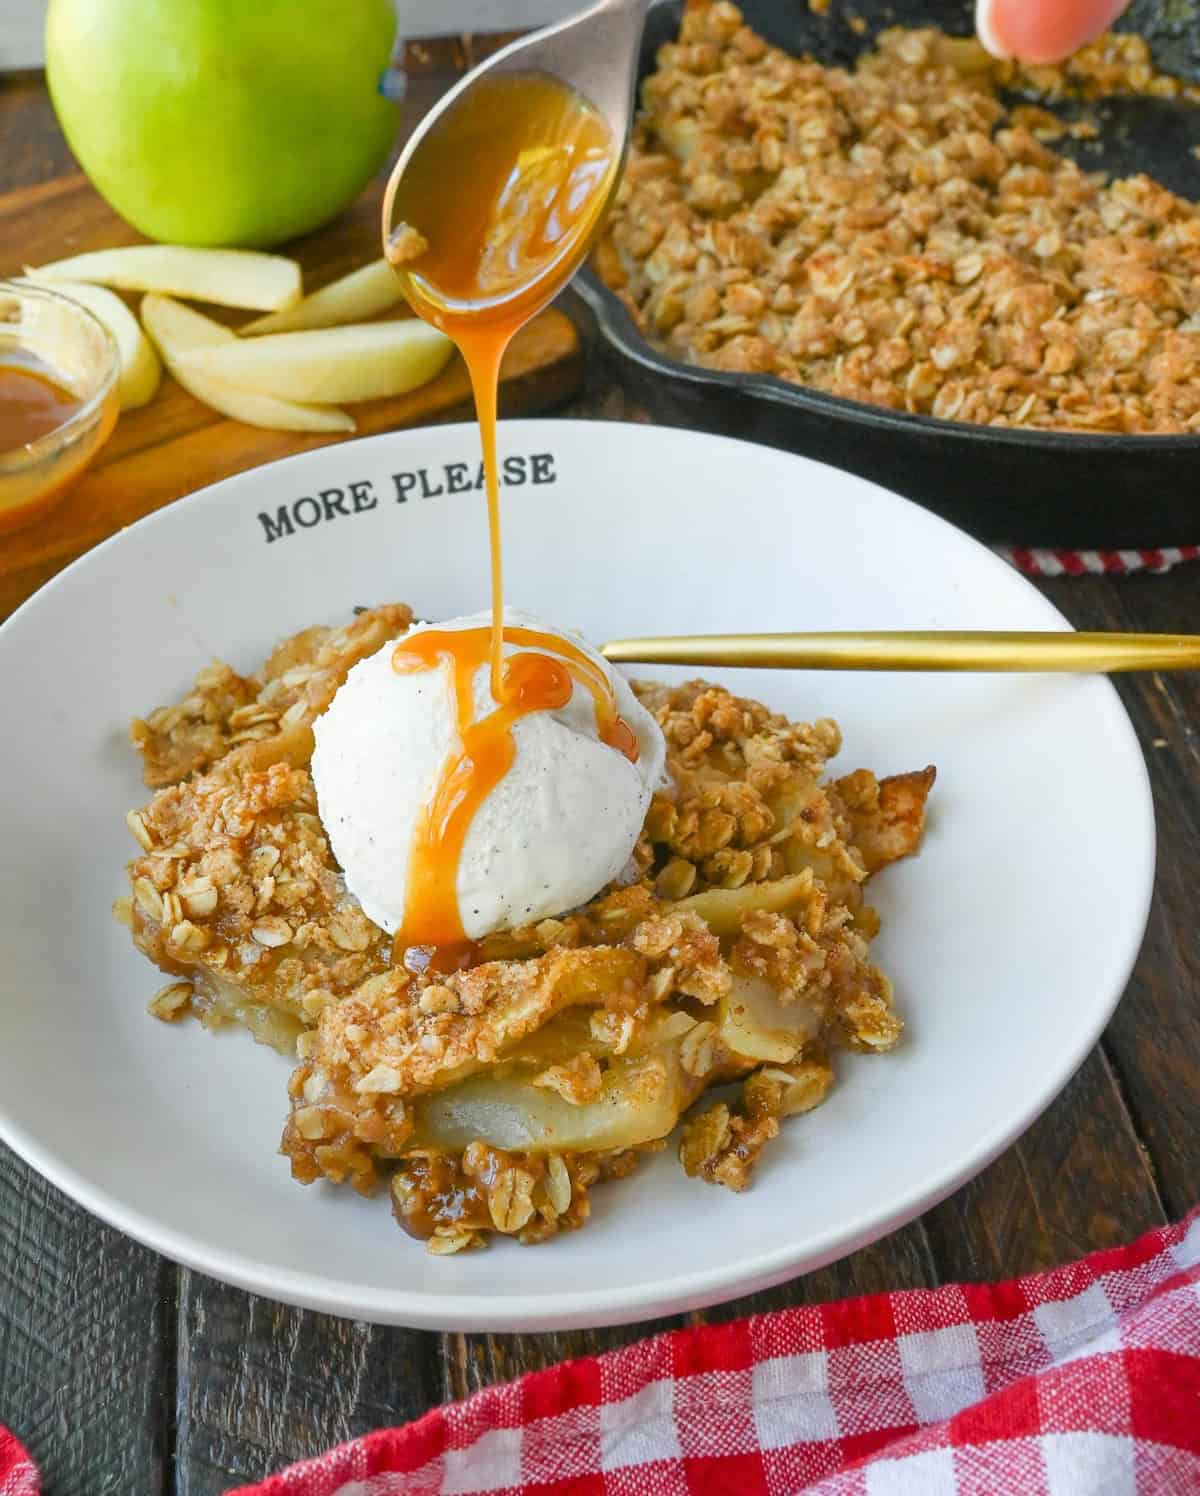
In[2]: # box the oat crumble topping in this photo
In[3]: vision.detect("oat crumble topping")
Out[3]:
[595,0,1200,433]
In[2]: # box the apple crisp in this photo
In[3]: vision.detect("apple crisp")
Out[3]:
[594,0,1200,433]
[119,606,934,1252]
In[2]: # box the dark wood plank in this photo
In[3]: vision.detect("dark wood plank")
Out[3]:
[174,1272,442,1495]
[0,1142,171,1495]
[0,73,76,192]
[1036,571,1200,1221]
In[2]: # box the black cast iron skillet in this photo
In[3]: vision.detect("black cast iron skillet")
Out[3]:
[574,0,1200,547]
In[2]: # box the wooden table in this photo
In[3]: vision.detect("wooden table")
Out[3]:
[2,56,1199,1496]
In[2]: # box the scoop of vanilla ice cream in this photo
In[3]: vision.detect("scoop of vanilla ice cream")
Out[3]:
[310,608,667,939]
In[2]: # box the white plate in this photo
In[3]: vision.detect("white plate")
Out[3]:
[0,421,1154,1331]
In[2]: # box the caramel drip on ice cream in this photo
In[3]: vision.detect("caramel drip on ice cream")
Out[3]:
[391,625,638,946]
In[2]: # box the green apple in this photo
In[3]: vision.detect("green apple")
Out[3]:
[45,0,399,248]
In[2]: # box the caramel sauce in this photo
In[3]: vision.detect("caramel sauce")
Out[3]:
[391,1150,490,1242]
[390,624,639,947]
[0,351,118,535]
[386,71,617,694]
[383,73,626,948]
[396,941,482,979]
[0,358,82,451]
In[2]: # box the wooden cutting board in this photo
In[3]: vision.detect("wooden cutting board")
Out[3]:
[0,173,584,621]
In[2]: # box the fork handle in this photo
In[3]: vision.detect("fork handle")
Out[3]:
[601,630,1200,672]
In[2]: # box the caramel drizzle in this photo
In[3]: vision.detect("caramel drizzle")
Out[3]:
[384,72,617,701]
[382,75,622,950]
[391,625,638,947]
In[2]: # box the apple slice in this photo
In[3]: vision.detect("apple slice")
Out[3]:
[241,259,405,335]
[410,1049,702,1154]
[678,872,815,937]
[22,272,161,409]
[717,975,824,1065]
[141,293,354,434]
[173,319,454,403]
[33,246,302,311]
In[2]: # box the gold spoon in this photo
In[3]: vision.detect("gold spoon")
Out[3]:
[601,631,1200,672]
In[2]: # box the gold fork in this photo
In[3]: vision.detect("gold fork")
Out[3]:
[601,631,1200,672]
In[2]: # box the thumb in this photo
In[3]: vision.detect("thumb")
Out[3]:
[976,0,1131,64]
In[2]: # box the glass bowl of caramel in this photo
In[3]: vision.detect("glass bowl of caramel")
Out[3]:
[0,280,121,535]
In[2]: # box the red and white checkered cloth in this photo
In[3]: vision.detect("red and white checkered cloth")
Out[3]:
[999,544,1200,577]
[7,1210,1198,1496]
[0,1429,36,1496]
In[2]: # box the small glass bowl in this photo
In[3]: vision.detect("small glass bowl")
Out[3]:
[0,280,121,536]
